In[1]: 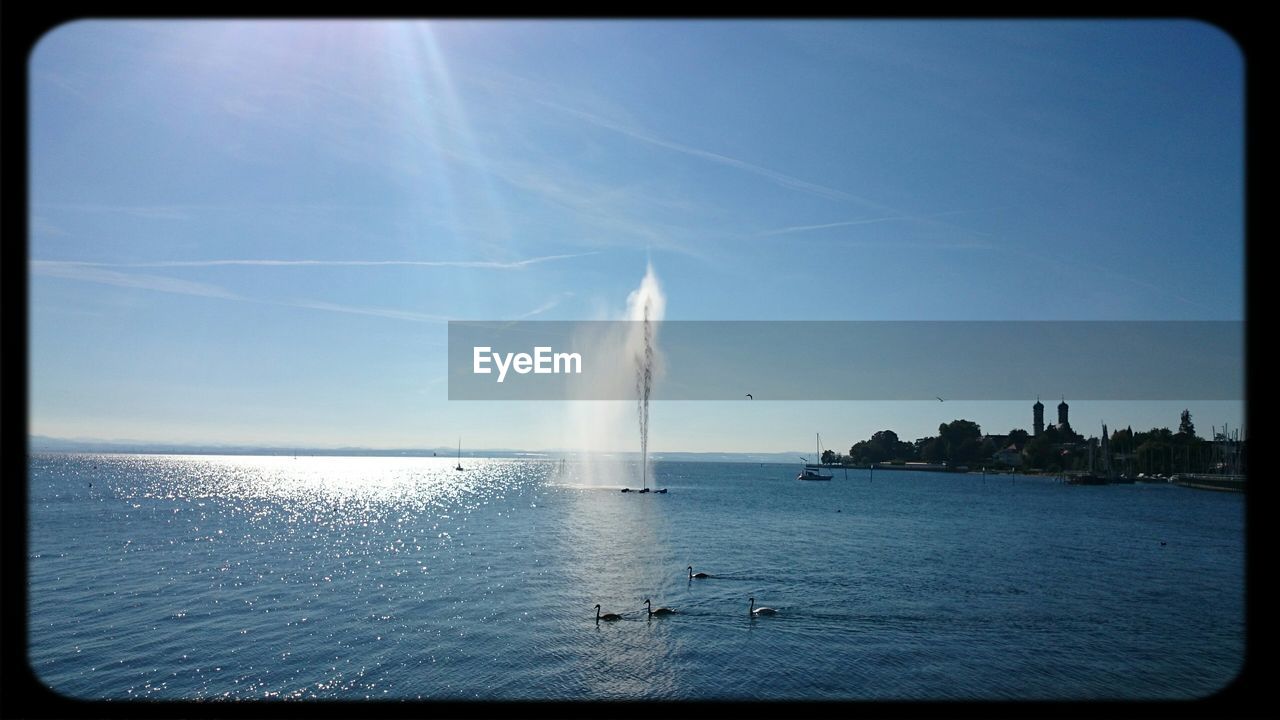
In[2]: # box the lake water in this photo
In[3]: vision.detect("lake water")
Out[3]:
[26,453,1245,701]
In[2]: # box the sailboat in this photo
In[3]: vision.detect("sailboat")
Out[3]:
[1066,426,1107,485]
[455,438,464,471]
[798,433,833,481]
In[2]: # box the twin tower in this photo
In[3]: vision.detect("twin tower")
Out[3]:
[1032,397,1068,436]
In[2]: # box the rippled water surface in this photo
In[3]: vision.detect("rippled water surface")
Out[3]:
[27,454,1244,700]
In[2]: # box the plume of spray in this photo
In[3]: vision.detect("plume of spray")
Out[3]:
[626,264,664,488]
[634,280,657,488]
[564,264,664,488]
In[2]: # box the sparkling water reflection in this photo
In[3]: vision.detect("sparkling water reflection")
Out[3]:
[28,454,1244,700]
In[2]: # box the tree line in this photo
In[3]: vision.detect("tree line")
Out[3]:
[818,410,1244,474]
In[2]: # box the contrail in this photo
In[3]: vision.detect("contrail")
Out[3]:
[31,252,598,270]
[283,300,452,324]
[760,208,996,237]
[516,292,572,320]
[32,260,571,324]
[534,98,891,211]
[30,262,242,300]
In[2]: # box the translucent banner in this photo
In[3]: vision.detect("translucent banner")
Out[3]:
[447,321,1243,401]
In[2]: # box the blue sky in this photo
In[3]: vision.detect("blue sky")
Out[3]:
[28,19,1245,452]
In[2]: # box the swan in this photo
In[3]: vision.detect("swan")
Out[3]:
[687,566,710,579]
[645,598,676,617]
[595,604,622,622]
[749,597,777,616]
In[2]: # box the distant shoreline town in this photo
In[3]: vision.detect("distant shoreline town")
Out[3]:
[27,400,1246,490]
[822,399,1245,491]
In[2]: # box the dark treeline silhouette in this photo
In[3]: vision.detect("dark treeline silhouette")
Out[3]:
[823,410,1245,475]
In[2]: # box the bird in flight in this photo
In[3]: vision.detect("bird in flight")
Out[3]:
[746,394,753,400]
[937,397,945,402]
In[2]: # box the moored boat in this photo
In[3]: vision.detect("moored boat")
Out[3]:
[798,434,834,481]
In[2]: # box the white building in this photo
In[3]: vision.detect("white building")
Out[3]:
[994,444,1023,467]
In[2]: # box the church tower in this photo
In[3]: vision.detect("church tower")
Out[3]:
[1058,396,1070,427]
[1033,397,1044,436]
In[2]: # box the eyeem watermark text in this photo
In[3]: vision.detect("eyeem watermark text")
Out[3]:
[473,346,583,383]
[450,321,1241,400]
